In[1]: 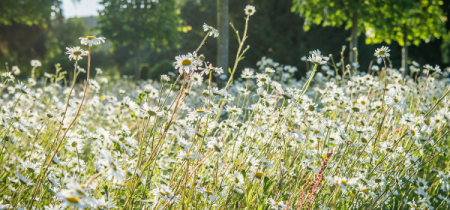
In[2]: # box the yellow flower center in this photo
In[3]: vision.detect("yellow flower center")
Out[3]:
[159,191,170,196]
[76,189,86,197]
[86,36,96,39]
[352,107,360,112]
[181,59,191,66]
[196,110,205,113]
[111,162,118,171]
[379,50,385,55]
[313,130,319,134]
[205,190,213,195]
[410,129,416,136]
[362,189,369,194]
[424,119,430,126]
[67,196,81,203]
[255,172,262,179]
[101,96,105,100]
[394,97,399,103]
[72,51,83,56]
[361,100,366,105]
[341,180,348,185]
[361,137,368,143]
[148,110,157,116]
[186,153,193,157]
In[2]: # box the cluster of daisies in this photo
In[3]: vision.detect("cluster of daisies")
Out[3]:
[1,5,450,210]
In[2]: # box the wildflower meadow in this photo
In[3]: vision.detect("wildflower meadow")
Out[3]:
[1,4,450,210]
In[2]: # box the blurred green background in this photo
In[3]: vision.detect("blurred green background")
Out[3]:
[0,0,449,81]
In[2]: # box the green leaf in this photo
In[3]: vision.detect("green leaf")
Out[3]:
[258,204,265,210]
[130,112,137,121]
[263,176,273,193]
[136,92,146,105]
[241,170,246,180]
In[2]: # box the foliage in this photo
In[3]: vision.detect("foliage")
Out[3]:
[0,0,62,26]
[0,23,50,67]
[291,0,373,32]
[1,0,449,83]
[98,0,181,51]
[364,0,447,47]
[146,60,174,80]
[98,0,182,80]
[1,7,450,209]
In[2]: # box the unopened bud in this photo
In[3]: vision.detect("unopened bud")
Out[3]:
[160,75,170,84]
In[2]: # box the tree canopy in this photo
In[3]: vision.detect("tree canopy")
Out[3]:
[365,0,446,47]
[363,0,446,73]
[0,0,62,27]
[0,0,449,80]
[98,0,181,50]
[291,0,378,64]
[98,0,182,80]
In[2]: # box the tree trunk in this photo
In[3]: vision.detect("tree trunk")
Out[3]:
[217,0,229,84]
[349,14,358,66]
[402,31,408,77]
[135,39,141,82]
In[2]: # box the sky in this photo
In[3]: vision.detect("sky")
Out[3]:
[62,0,103,18]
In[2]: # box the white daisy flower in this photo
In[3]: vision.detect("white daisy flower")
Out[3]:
[198,187,218,201]
[174,54,197,74]
[203,23,219,38]
[30,60,41,67]
[374,46,390,58]
[65,46,89,61]
[241,68,254,78]
[79,36,106,46]
[267,198,290,210]
[244,5,256,16]
[11,66,20,75]
[97,149,125,184]
[178,150,201,160]
[307,51,328,65]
